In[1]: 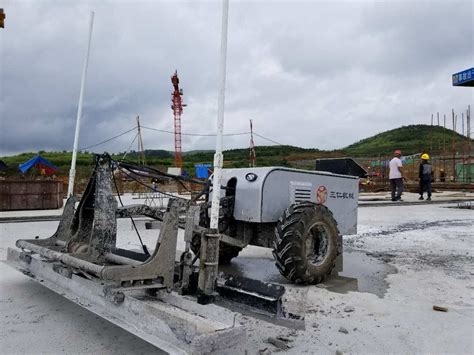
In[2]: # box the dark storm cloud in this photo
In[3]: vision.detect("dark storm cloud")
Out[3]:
[0,0,472,156]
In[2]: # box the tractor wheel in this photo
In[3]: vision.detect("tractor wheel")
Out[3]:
[273,202,339,284]
[191,234,242,264]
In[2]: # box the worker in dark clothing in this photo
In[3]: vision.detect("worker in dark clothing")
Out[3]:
[418,153,432,201]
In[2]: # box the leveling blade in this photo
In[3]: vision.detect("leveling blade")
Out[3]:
[5,247,245,354]
[175,264,306,330]
[216,273,305,330]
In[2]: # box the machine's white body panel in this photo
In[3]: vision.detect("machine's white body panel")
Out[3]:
[215,167,359,235]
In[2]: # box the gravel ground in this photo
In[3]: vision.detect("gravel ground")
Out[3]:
[0,198,472,354]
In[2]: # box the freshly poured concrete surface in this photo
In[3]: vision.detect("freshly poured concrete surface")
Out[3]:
[1,200,473,354]
[0,262,163,354]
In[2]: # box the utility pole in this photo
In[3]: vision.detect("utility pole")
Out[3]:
[429,114,433,154]
[443,114,446,151]
[452,109,456,181]
[467,105,471,182]
[461,111,465,182]
[249,119,256,167]
[443,113,446,175]
[437,112,440,150]
[68,11,95,197]
[136,115,146,165]
[430,114,433,152]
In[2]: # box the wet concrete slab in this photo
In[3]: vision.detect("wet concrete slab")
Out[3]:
[219,256,289,285]
[1,202,472,354]
[218,248,397,298]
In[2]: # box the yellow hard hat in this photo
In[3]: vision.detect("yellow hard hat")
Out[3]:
[421,153,430,160]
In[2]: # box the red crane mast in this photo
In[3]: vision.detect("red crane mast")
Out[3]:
[171,71,185,168]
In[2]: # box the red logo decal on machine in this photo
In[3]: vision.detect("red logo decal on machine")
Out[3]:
[316,186,327,204]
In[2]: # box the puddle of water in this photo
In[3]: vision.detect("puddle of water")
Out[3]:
[218,249,397,298]
[325,249,397,298]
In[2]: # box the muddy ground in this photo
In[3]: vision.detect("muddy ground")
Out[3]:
[0,196,472,354]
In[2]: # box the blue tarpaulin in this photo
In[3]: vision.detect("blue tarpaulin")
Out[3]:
[19,155,59,174]
[195,164,212,179]
[0,160,8,171]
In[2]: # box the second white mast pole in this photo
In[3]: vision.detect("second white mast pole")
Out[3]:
[210,0,229,230]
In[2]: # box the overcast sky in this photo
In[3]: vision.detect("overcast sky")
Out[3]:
[0,0,472,156]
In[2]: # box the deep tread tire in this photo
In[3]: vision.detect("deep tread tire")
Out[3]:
[191,234,242,264]
[273,202,339,284]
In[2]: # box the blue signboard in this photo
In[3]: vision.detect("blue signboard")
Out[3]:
[452,67,474,87]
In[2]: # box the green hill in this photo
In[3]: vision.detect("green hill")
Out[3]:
[1,125,471,176]
[182,145,320,167]
[344,124,471,157]
[122,145,311,167]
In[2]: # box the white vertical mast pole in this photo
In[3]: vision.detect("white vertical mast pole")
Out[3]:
[210,0,229,230]
[68,11,95,197]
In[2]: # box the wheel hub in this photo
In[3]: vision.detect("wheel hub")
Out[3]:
[305,222,329,266]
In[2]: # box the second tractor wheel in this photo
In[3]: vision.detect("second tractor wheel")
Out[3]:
[273,202,339,284]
